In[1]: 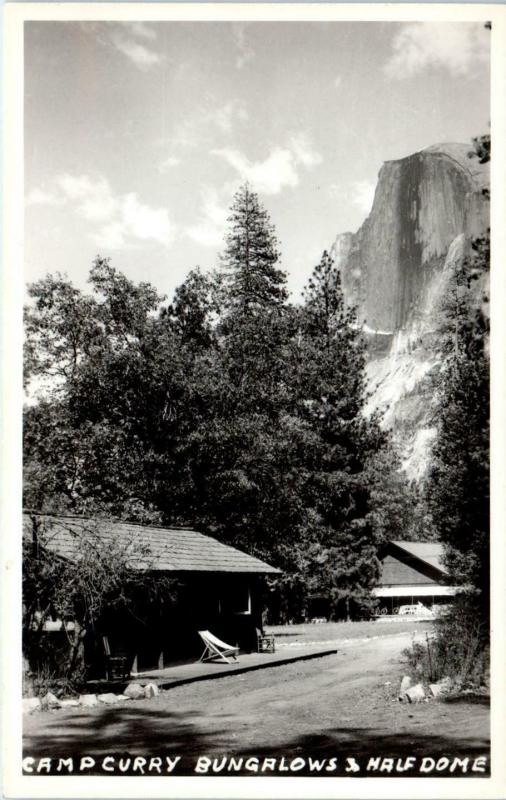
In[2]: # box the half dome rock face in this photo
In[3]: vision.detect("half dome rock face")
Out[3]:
[333,143,489,481]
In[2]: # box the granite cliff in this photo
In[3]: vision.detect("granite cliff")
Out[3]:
[331,143,489,481]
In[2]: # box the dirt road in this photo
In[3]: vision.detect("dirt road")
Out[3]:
[23,632,490,777]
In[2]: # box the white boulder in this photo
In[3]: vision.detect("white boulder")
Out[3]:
[41,692,61,710]
[404,683,426,703]
[23,697,41,714]
[79,694,98,707]
[124,683,145,700]
[97,693,120,705]
[60,698,80,708]
[398,675,412,700]
[429,677,454,697]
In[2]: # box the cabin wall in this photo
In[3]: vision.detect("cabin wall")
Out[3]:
[90,573,265,676]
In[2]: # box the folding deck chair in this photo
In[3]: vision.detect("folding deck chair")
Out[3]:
[198,630,239,664]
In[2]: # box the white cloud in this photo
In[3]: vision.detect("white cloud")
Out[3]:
[157,100,249,172]
[110,32,162,69]
[159,155,181,172]
[163,100,248,155]
[95,221,127,251]
[90,22,162,69]
[212,135,322,196]
[289,134,323,168]
[33,173,176,250]
[25,187,64,207]
[329,180,376,217]
[351,180,376,215]
[118,193,175,247]
[126,22,157,41]
[213,147,299,195]
[57,174,118,222]
[186,188,229,248]
[209,101,249,134]
[165,119,200,151]
[233,23,254,70]
[385,22,489,78]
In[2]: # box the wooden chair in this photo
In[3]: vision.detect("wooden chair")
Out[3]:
[256,628,275,654]
[102,636,131,681]
[197,630,239,664]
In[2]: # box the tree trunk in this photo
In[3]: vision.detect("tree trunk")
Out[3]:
[65,621,87,681]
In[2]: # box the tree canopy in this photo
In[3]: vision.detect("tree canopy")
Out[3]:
[24,184,410,623]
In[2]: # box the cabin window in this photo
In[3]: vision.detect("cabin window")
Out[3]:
[221,583,251,615]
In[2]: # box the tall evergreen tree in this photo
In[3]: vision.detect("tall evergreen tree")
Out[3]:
[185,186,297,563]
[23,196,405,623]
[295,251,383,619]
[220,184,288,314]
[426,131,490,598]
[427,239,489,595]
[161,267,216,351]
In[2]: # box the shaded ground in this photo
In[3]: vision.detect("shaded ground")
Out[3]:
[23,631,489,777]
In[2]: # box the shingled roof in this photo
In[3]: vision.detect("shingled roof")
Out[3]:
[390,541,448,574]
[23,513,280,575]
[377,540,449,588]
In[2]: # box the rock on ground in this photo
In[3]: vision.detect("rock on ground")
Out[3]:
[404,683,426,703]
[124,683,145,700]
[23,697,41,714]
[41,692,60,710]
[60,698,80,708]
[79,694,98,707]
[97,693,121,705]
[144,683,159,698]
[399,675,412,698]
[430,677,454,698]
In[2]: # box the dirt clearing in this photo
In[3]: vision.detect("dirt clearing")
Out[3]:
[23,631,489,777]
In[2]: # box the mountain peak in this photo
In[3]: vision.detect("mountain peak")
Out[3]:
[331,141,489,480]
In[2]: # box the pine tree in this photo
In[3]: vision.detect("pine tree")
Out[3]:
[296,251,383,619]
[162,267,216,350]
[220,184,288,315]
[427,131,490,599]
[216,184,291,419]
[184,185,296,563]
[298,251,374,439]
[427,241,489,594]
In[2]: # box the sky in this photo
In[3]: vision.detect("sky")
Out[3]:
[24,20,490,302]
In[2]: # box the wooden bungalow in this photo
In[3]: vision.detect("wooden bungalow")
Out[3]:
[373,540,458,614]
[23,513,280,677]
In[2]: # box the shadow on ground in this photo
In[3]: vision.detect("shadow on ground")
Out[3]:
[444,694,490,705]
[23,705,490,777]
[234,727,490,776]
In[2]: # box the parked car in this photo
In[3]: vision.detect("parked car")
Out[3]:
[398,603,433,616]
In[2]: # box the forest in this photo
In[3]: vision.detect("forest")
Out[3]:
[23,150,489,642]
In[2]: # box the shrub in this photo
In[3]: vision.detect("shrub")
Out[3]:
[432,596,489,687]
[402,595,489,689]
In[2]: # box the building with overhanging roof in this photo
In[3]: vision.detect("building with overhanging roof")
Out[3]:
[23,513,280,675]
[373,540,458,614]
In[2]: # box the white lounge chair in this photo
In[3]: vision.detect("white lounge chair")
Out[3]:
[198,630,239,664]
